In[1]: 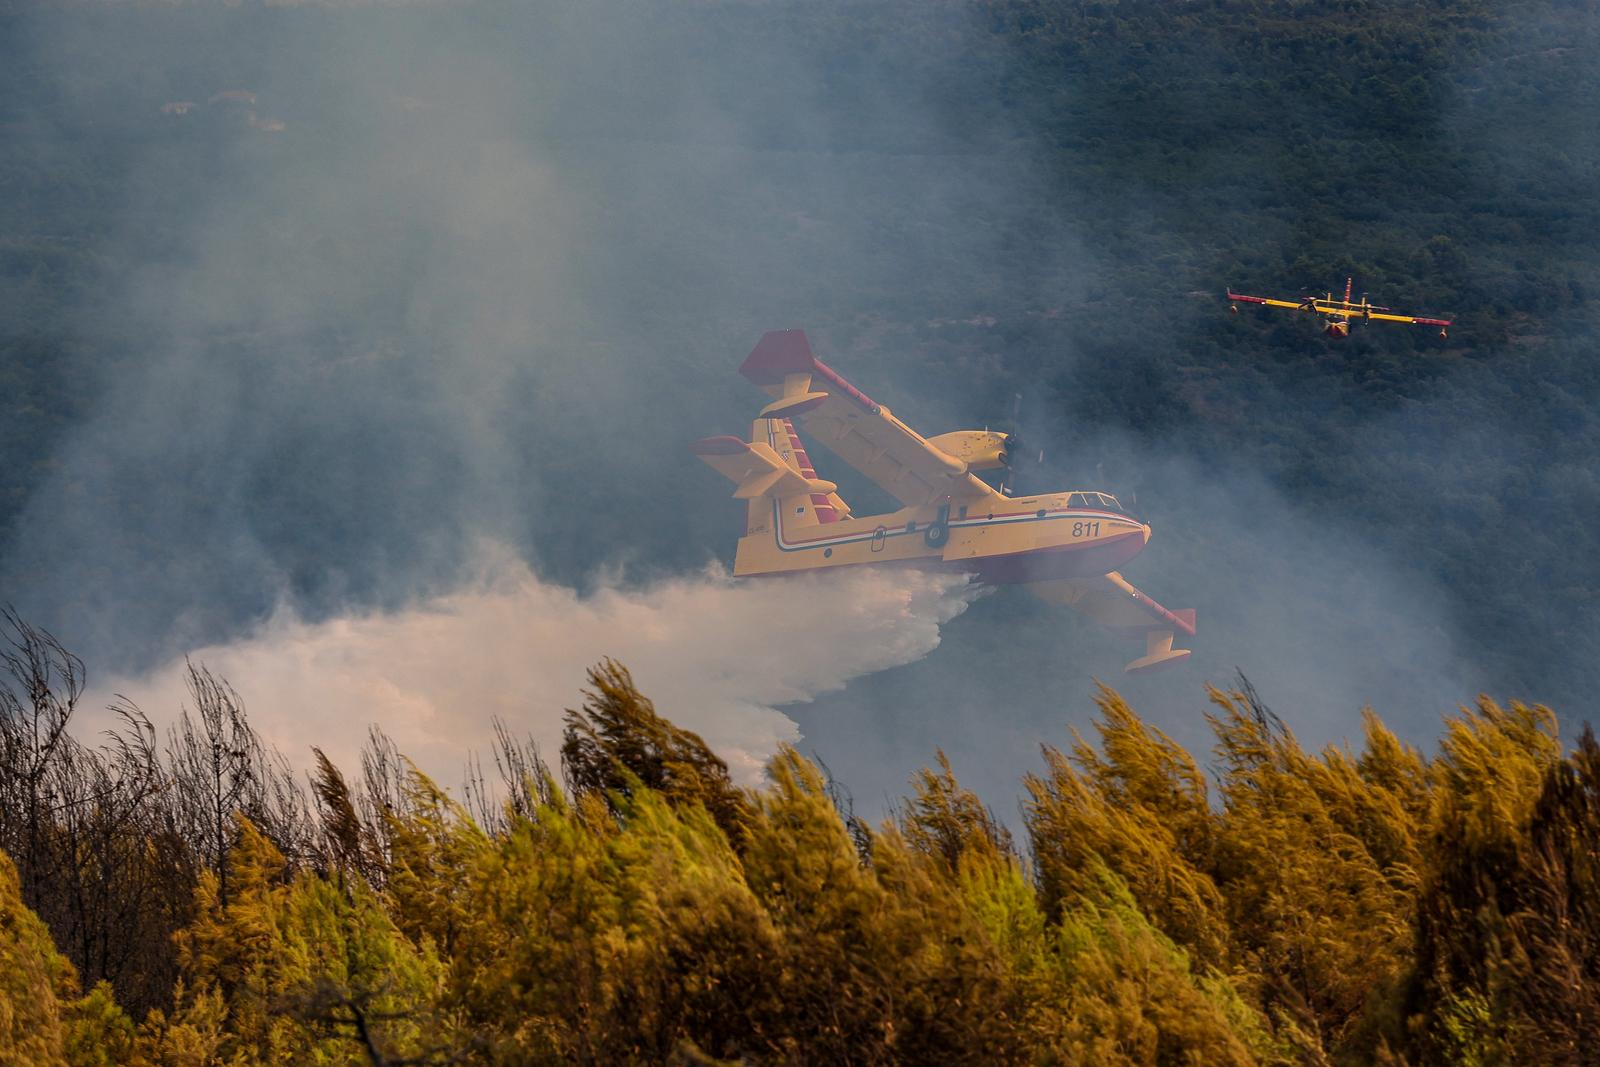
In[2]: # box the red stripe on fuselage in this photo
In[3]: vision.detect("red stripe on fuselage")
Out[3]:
[781,417,839,523]
[774,507,1130,547]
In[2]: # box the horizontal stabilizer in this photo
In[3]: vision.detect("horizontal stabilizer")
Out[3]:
[759,391,830,419]
[692,436,836,500]
[731,465,836,500]
[731,467,789,500]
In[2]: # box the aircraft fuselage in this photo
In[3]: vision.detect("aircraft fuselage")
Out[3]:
[696,328,1196,673]
[733,490,1152,583]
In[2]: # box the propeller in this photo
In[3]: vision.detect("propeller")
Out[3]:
[998,391,1042,496]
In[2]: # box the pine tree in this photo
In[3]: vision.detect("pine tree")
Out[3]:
[0,849,137,1067]
[561,660,749,842]
[147,819,449,1065]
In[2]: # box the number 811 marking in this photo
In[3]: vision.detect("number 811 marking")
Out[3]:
[1072,520,1101,537]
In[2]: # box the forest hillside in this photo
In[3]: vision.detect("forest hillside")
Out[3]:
[3,0,1599,714]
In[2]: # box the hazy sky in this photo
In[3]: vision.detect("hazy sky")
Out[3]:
[3,1,1523,818]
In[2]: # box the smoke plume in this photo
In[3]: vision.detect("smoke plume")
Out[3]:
[83,551,977,785]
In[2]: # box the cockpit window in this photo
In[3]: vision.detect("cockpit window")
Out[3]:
[1069,492,1126,512]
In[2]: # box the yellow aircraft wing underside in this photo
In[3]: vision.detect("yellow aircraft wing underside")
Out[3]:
[1252,296,1315,311]
[796,402,991,507]
[1317,308,1432,324]
[740,330,993,508]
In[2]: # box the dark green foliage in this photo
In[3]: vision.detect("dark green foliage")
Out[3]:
[562,659,750,842]
[1400,716,1600,1065]
[1511,728,1600,1059]
[900,748,1015,872]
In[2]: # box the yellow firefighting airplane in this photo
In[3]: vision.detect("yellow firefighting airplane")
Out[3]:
[1228,277,1452,339]
[692,330,1195,673]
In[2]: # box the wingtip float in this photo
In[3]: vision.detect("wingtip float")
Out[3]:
[1228,277,1453,339]
[694,329,1195,675]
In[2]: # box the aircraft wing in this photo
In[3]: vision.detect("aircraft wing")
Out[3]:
[1228,291,1315,311]
[1028,571,1195,673]
[1365,311,1452,326]
[739,330,990,507]
[1232,291,1450,330]
[1317,307,1451,327]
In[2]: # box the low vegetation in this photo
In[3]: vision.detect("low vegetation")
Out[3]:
[2,611,1596,1065]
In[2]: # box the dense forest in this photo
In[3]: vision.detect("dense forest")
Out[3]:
[2,610,1597,1065]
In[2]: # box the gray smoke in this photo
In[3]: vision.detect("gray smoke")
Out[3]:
[0,1,1537,819]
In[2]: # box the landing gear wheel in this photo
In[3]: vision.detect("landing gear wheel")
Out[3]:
[924,522,949,549]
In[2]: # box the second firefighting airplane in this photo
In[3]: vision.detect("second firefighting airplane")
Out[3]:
[693,330,1195,673]
[1228,277,1452,339]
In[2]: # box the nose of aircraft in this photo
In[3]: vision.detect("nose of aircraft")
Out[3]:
[1141,524,1152,545]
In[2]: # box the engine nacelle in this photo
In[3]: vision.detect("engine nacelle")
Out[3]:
[926,430,1009,471]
